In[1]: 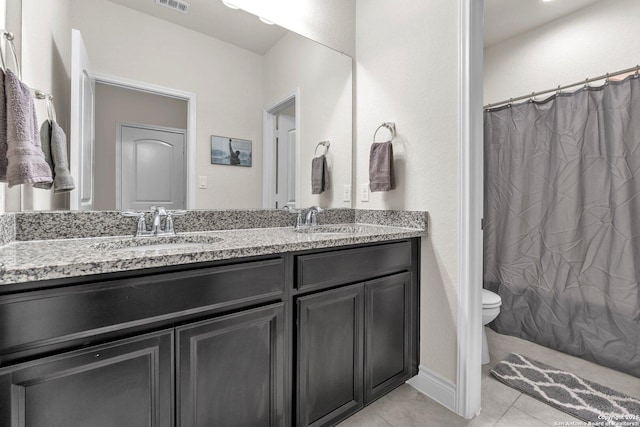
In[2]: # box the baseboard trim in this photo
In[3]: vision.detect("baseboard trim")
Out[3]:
[406,365,457,412]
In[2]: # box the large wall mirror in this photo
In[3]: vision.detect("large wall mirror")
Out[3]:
[7,0,352,212]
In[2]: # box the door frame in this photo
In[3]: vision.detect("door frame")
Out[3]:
[93,72,197,209]
[456,0,484,419]
[262,89,300,209]
[115,122,188,211]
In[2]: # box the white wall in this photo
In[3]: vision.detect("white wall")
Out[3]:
[18,0,71,211]
[355,0,460,382]
[485,0,640,105]
[70,0,265,209]
[229,0,356,58]
[263,32,352,209]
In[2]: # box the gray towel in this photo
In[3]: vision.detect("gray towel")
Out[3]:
[369,141,394,192]
[311,155,329,194]
[34,121,75,193]
[0,70,7,181]
[4,69,52,187]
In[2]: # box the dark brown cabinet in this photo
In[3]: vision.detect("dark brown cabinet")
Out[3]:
[0,330,174,427]
[0,238,419,427]
[365,272,413,402]
[177,303,285,427]
[295,268,418,427]
[296,284,365,427]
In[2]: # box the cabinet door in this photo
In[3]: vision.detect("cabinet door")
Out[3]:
[177,303,285,427]
[0,330,173,427]
[365,272,412,403]
[297,284,364,427]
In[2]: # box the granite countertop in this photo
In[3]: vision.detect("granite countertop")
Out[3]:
[0,224,425,285]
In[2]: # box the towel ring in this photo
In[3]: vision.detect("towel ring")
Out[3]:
[373,122,396,143]
[314,140,330,156]
[34,90,57,123]
[1,30,22,80]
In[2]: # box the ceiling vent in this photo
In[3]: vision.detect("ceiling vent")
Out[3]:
[155,0,190,14]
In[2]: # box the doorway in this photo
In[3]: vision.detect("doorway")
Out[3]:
[93,82,188,210]
[263,92,299,209]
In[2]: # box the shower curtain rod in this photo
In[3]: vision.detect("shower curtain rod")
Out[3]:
[484,64,640,110]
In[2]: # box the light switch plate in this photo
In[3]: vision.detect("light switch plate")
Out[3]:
[199,176,207,189]
[360,183,369,202]
[343,185,351,202]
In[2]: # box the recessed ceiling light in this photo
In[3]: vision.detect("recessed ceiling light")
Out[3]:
[221,1,239,9]
[259,16,275,25]
[541,0,554,2]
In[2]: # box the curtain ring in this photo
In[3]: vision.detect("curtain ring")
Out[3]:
[529,92,536,103]
[584,78,589,89]
[555,85,561,96]
[605,73,610,85]
[635,65,639,78]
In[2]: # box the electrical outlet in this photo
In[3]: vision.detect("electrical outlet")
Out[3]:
[360,183,369,202]
[199,176,207,189]
[343,185,351,202]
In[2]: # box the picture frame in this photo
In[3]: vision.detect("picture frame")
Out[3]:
[210,135,252,167]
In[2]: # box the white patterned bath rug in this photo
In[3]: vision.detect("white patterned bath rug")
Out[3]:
[491,353,640,426]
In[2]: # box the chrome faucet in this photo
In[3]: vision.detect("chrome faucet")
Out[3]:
[284,205,323,230]
[122,206,186,237]
[304,206,323,227]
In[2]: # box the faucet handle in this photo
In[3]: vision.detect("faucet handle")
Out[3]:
[121,211,144,217]
[283,205,301,213]
[120,211,147,236]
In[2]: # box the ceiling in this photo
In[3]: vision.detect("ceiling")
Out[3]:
[484,0,602,47]
[108,0,288,55]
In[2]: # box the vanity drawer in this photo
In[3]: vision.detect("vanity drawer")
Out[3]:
[0,258,285,365]
[296,241,412,292]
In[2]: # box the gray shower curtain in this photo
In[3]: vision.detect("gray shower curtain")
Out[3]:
[483,76,640,377]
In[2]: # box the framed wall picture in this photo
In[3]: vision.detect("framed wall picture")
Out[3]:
[211,135,252,167]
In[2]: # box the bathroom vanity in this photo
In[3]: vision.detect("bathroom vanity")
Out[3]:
[0,211,424,427]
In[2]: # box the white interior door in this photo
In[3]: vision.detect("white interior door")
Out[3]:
[286,129,297,206]
[117,124,186,211]
[274,114,296,209]
[70,29,95,210]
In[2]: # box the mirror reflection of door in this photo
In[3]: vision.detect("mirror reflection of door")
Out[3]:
[93,83,188,210]
[117,124,186,211]
[275,110,296,209]
[266,96,297,210]
[70,29,96,211]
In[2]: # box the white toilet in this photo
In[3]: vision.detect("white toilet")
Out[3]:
[482,289,502,365]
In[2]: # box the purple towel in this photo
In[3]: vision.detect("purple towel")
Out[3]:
[312,155,329,194]
[369,141,394,192]
[34,120,75,193]
[4,69,52,187]
[0,70,7,181]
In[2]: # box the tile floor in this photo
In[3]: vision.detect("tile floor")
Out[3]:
[338,327,640,427]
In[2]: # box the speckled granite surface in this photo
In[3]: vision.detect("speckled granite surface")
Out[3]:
[11,208,425,241]
[0,224,425,285]
[355,209,428,230]
[0,214,15,246]
[13,209,357,241]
